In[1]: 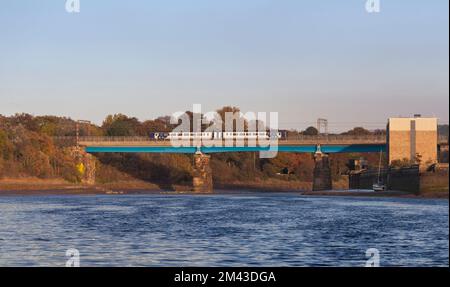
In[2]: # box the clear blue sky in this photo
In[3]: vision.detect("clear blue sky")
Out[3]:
[0,0,448,131]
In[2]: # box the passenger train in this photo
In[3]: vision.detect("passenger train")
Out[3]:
[149,131,286,140]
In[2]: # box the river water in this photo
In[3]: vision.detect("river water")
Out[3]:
[0,193,448,267]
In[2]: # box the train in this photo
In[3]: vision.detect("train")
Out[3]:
[149,131,287,140]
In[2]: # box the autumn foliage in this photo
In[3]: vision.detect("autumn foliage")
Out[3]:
[1,110,386,188]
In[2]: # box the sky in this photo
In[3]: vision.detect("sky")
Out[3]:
[0,0,448,131]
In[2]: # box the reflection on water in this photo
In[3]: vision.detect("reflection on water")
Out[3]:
[0,193,448,266]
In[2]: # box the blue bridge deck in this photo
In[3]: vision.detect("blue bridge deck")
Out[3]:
[85,144,386,154]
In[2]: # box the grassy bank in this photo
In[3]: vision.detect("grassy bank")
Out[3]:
[1,177,448,199]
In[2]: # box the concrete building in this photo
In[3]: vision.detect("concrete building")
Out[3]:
[387,116,438,168]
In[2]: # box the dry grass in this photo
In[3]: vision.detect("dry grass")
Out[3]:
[98,180,161,190]
[217,178,312,192]
[0,177,74,191]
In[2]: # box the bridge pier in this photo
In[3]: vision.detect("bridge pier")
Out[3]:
[192,152,213,193]
[312,150,332,191]
[71,147,96,185]
[81,152,96,185]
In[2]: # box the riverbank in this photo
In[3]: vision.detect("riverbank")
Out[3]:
[299,190,449,198]
[0,177,448,198]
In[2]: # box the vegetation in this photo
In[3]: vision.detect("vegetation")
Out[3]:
[0,115,80,182]
[0,109,387,189]
[438,124,449,137]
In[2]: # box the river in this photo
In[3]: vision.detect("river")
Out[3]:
[0,193,448,266]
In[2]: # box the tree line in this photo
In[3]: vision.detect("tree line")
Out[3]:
[0,107,389,188]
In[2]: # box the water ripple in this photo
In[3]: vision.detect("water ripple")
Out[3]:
[0,194,448,267]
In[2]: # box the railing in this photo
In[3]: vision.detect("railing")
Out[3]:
[52,135,386,145]
[74,135,385,141]
[53,134,448,145]
[284,134,387,142]
[80,136,161,142]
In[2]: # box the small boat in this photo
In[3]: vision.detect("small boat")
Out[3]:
[373,183,386,192]
[373,150,386,192]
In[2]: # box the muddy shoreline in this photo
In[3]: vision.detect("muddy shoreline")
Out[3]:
[0,184,447,199]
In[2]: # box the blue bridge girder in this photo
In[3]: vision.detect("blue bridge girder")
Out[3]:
[85,144,386,154]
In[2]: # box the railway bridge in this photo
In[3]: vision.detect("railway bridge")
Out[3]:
[70,117,447,192]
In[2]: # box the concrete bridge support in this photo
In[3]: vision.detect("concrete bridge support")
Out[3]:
[192,152,213,193]
[70,147,96,185]
[313,151,332,191]
[81,152,96,185]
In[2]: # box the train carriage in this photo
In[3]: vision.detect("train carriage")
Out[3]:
[151,131,285,140]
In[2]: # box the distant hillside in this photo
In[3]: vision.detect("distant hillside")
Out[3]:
[438,125,449,137]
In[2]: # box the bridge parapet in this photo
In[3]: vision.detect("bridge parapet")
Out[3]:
[61,135,392,147]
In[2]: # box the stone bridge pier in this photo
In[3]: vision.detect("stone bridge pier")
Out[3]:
[192,152,213,193]
[70,147,96,185]
[81,152,96,185]
[312,148,332,191]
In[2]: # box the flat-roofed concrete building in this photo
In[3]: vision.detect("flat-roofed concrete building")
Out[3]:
[387,116,438,168]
